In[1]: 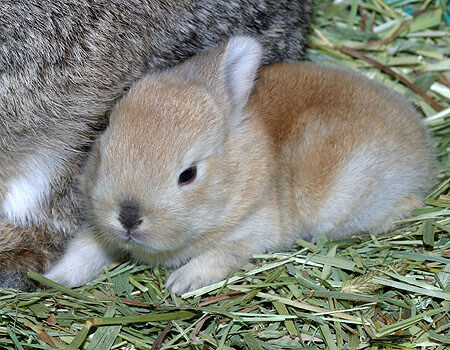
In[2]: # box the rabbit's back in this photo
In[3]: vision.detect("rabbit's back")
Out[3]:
[249,62,434,241]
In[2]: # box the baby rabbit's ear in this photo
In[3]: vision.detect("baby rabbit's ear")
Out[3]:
[174,36,262,112]
[221,36,263,111]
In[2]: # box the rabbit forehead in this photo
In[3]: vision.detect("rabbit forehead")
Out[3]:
[115,75,222,122]
[99,78,225,189]
[111,76,225,149]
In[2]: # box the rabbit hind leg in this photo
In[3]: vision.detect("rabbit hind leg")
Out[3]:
[367,194,423,235]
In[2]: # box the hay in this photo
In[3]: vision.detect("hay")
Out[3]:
[1,0,449,348]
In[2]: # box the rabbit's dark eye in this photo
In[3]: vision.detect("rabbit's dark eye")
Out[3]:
[178,165,197,186]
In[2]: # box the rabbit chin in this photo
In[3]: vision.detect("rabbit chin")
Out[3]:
[107,226,191,260]
[115,234,195,269]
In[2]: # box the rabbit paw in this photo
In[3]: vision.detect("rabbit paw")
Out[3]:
[44,262,94,287]
[44,230,115,287]
[166,257,232,295]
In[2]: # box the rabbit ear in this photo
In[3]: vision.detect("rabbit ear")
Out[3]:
[173,36,262,113]
[221,36,263,111]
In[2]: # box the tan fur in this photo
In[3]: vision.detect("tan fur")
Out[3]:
[45,37,435,294]
[248,63,434,241]
[0,222,58,289]
[0,222,57,269]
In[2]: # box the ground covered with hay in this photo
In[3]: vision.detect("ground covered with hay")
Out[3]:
[1,1,449,349]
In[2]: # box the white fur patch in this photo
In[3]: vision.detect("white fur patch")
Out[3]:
[45,230,114,287]
[1,154,59,225]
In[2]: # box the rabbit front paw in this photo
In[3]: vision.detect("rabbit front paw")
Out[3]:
[166,256,234,295]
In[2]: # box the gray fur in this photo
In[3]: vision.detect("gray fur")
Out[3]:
[0,269,37,291]
[0,0,311,288]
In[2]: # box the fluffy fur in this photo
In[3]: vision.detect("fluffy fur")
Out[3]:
[0,0,312,288]
[45,37,435,294]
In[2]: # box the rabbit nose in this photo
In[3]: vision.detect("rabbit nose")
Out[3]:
[118,200,143,230]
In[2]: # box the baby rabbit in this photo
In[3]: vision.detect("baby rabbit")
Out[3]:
[45,36,435,294]
[0,0,312,289]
